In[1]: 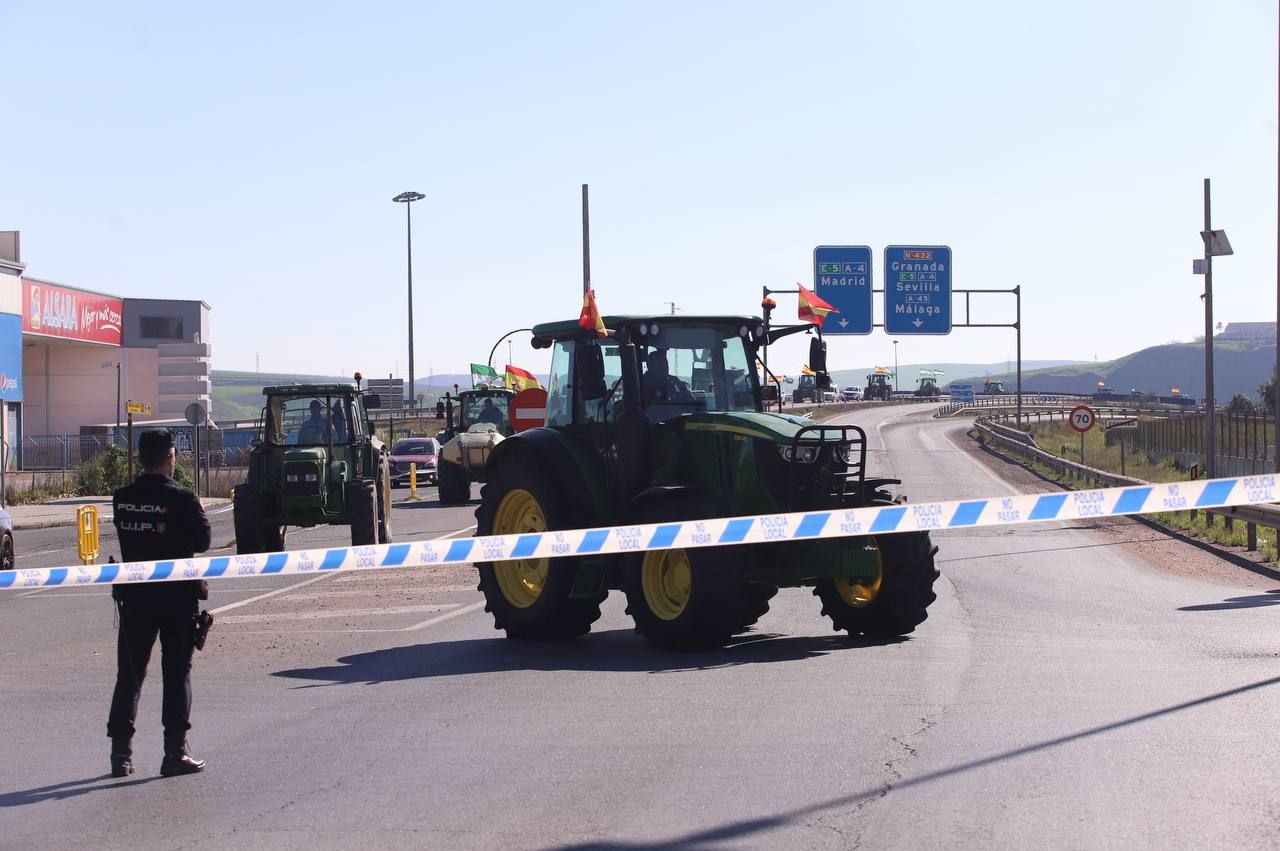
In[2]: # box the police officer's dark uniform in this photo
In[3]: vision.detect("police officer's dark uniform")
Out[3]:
[107,429,212,778]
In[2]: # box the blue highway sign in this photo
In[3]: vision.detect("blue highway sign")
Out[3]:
[884,245,952,335]
[813,245,872,335]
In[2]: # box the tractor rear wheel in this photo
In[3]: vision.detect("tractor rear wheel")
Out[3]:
[233,485,264,554]
[622,498,749,650]
[814,531,938,638]
[475,460,604,640]
[437,460,470,505]
[347,479,378,546]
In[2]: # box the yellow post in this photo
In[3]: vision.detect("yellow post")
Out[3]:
[407,462,422,501]
[77,505,100,565]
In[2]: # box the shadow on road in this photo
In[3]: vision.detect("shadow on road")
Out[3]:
[542,672,1280,850]
[0,773,164,808]
[273,628,903,686]
[391,497,472,511]
[1179,589,1280,612]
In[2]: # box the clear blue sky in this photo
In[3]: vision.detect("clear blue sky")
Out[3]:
[5,0,1276,382]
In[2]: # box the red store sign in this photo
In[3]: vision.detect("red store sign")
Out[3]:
[23,278,123,345]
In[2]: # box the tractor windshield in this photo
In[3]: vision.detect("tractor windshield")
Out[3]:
[265,395,353,445]
[640,326,755,420]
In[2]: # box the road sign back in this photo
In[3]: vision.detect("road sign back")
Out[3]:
[884,245,952,335]
[813,245,872,335]
[509,388,548,433]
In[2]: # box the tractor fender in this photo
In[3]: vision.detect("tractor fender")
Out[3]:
[484,428,612,528]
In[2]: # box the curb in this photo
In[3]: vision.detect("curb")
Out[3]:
[8,500,233,532]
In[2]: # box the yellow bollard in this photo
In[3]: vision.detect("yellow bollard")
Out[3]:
[407,462,422,502]
[77,505,100,565]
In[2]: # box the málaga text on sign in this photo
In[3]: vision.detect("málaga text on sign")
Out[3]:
[883,245,952,335]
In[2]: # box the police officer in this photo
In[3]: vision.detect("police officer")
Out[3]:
[107,429,212,778]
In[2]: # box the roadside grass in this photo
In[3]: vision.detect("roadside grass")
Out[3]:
[972,423,1278,564]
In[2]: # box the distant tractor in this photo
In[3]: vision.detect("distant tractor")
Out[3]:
[235,382,392,553]
[435,387,516,505]
[865,369,893,401]
[792,373,818,403]
[983,379,1006,395]
[915,368,944,398]
[473,314,939,650]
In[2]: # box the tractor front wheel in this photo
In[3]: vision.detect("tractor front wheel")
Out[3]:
[814,531,938,638]
[347,479,378,546]
[622,499,748,650]
[475,460,604,640]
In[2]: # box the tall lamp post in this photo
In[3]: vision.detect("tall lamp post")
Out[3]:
[392,190,425,410]
[893,340,899,395]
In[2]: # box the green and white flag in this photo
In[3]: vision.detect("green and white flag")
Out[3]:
[470,363,499,387]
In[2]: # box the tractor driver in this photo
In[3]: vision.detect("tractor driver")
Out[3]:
[477,397,505,427]
[642,348,695,403]
[297,400,329,444]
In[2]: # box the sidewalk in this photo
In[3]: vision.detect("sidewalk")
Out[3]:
[5,496,232,531]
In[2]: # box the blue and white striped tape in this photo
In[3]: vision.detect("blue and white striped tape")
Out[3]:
[0,475,1274,592]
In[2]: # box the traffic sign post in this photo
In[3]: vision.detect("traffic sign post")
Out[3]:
[813,245,872,334]
[884,245,952,334]
[1070,405,1096,467]
[125,401,152,480]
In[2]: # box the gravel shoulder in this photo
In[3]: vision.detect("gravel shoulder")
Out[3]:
[949,418,1280,592]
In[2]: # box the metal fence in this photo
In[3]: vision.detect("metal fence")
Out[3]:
[14,434,253,471]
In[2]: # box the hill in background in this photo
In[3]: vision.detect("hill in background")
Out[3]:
[956,341,1275,401]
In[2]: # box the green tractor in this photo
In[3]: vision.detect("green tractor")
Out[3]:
[234,383,392,553]
[435,387,516,505]
[474,315,939,649]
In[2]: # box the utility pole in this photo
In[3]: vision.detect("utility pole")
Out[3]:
[1204,178,1216,478]
[582,184,591,298]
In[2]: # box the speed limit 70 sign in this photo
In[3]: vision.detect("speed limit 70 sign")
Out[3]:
[1069,405,1096,433]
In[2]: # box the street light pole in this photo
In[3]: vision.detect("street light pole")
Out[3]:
[893,340,899,395]
[115,362,121,432]
[392,191,425,410]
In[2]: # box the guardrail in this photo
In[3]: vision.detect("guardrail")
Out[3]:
[973,418,1279,554]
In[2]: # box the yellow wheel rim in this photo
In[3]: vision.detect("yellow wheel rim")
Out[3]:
[641,548,692,621]
[492,489,548,609]
[834,538,884,608]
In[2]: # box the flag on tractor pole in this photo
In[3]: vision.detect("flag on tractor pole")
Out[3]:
[801,365,816,376]
[797,284,838,328]
[579,289,607,338]
[505,364,542,391]
[470,363,499,388]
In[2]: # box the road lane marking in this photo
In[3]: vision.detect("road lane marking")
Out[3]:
[210,524,477,613]
[402,599,486,631]
[217,603,461,623]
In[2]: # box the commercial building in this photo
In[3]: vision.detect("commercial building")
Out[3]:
[0,231,212,468]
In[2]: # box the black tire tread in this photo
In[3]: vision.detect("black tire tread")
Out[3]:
[347,479,378,546]
[814,531,939,637]
[233,485,264,554]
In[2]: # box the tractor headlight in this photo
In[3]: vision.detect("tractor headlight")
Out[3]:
[834,445,851,465]
[778,444,819,463]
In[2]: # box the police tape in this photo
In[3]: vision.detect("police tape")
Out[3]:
[0,475,1275,592]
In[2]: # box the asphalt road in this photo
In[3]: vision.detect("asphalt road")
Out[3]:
[1,405,1277,849]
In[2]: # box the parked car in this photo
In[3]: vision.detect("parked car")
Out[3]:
[388,437,440,487]
[0,506,13,570]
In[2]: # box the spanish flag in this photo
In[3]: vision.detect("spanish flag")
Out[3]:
[505,364,542,391]
[801,365,816,376]
[797,284,838,328]
[579,289,606,338]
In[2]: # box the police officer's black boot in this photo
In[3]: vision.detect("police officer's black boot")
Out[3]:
[160,740,206,777]
[110,738,133,778]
